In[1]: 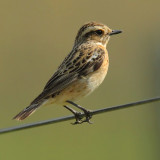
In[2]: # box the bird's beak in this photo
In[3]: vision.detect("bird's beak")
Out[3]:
[109,30,122,36]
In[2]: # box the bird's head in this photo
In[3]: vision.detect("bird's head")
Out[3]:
[74,22,122,47]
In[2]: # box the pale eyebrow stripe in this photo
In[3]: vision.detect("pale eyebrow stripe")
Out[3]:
[81,26,103,37]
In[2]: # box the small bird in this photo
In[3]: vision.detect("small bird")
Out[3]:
[13,22,122,124]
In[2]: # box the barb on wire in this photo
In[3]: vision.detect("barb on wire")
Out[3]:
[0,97,160,134]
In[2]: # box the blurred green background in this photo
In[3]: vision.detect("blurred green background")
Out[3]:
[0,0,160,159]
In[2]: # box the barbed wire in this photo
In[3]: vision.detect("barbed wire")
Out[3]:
[0,97,160,135]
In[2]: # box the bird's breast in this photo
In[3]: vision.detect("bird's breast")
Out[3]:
[86,50,109,93]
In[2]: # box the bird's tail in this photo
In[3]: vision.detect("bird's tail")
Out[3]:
[13,104,40,121]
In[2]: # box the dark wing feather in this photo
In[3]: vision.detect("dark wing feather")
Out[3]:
[77,47,105,76]
[31,72,78,104]
[31,45,105,105]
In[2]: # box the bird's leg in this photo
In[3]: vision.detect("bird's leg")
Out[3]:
[66,100,93,124]
[63,105,83,124]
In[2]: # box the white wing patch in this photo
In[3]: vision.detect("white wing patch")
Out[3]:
[92,52,99,59]
[90,50,99,62]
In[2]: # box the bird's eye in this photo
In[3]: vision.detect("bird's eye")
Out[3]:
[95,30,103,35]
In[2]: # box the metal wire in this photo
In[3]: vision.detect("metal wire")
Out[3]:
[0,97,160,134]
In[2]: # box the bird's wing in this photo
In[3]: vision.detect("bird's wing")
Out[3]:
[31,45,105,105]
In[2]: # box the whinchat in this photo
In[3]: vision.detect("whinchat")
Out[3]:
[13,22,122,124]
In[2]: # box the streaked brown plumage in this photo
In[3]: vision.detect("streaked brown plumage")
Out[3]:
[13,22,122,122]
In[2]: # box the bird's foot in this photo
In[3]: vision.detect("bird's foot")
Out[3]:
[81,110,93,124]
[64,105,83,125]
[71,112,84,125]
[66,101,93,124]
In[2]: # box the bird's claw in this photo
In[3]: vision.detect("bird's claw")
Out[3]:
[72,110,93,124]
[71,120,82,125]
[71,112,83,125]
[64,103,93,125]
[81,110,93,124]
